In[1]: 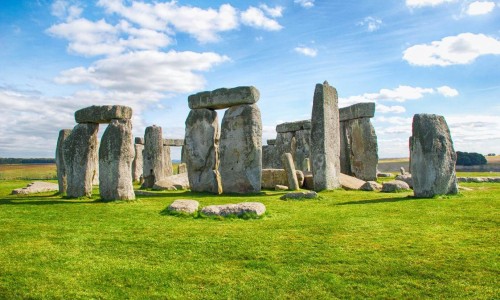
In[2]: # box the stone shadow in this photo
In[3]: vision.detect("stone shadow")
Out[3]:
[336,195,416,206]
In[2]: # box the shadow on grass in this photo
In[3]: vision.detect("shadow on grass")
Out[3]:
[0,198,100,205]
[336,195,416,206]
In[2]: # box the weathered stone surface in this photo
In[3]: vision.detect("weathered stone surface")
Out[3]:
[99,119,135,201]
[395,174,413,188]
[400,167,407,175]
[310,81,341,191]
[163,145,173,177]
[178,163,187,174]
[274,132,295,169]
[163,139,184,146]
[275,185,288,191]
[142,125,165,188]
[56,129,72,194]
[153,173,190,190]
[339,173,366,190]
[135,137,144,144]
[281,153,300,191]
[184,109,222,194]
[276,120,311,133]
[168,200,199,214]
[267,139,276,146]
[339,102,375,122]
[12,181,59,195]
[262,145,278,169]
[75,105,132,124]
[219,104,262,194]
[201,202,266,217]
[132,144,144,182]
[261,169,304,189]
[294,129,311,171]
[377,172,393,178]
[410,114,458,198]
[188,86,260,109]
[381,180,411,193]
[280,191,318,200]
[457,177,500,183]
[339,121,351,176]
[303,174,314,190]
[63,123,99,198]
[343,118,378,181]
[360,181,383,191]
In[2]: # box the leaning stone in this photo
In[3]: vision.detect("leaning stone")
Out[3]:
[184,109,222,194]
[275,185,288,191]
[142,125,165,188]
[63,123,99,198]
[99,119,135,201]
[219,104,262,194]
[410,114,458,198]
[310,81,341,191]
[12,181,59,195]
[343,118,378,181]
[168,200,199,214]
[339,173,366,190]
[261,169,304,189]
[395,174,413,188]
[135,137,144,144]
[75,105,132,123]
[201,202,266,217]
[360,181,383,191]
[282,153,300,190]
[339,102,375,122]
[132,143,144,182]
[276,120,311,133]
[188,86,260,109]
[267,139,276,146]
[55,129,72,194]
[280,191,318,200]
[153,173,190,191]
[163,139,184,146]
[381,180,411,193]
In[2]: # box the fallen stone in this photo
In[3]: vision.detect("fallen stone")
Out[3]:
[280,191,318,200]
[339,173,366,190]
[275,185,288,191]
[457,177,500,183]
[188,86,260,109]
[12,181,59,195]
[261,169,304,189]
[381,180,411,193]
[282,153,300,191]
[55,129,72,194]
[153,173,190,191]
[168,200,199,214]
[201,202,266,217]
[75,105,132,123]
[276,120,311,133]
[360,181,383,191]
[163,139,184,146]
[395,174,413,188]
[410,114,458,198]
[339,102,375,122]
[142,125,166,188]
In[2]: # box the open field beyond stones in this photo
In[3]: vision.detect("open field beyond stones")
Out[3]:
[0,177,499,299]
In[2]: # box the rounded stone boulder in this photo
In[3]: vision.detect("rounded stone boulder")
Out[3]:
[168,200,200,215]
[381,180,411,193]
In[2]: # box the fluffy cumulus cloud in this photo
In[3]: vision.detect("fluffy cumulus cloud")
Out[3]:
[358,17,382,32]
[241,6,283,31]
[294,46,318,57]
[294,0,315,8]
[403,33,500,66]
[466,1,496,15]
[437,85,459,97]
[406,0,456,8]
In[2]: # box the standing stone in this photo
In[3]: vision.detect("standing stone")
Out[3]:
[410,114,458,197]
[188,86,260,109]
[132,143,144,182]
[55,129,72,195]
[163,145,173,177]
[62,123,99,198]
[99,119,135,201]
[294,129,311,171]
[219,104,262,194]
[281,153,299,191]
[344,118,378,181]
[262,144,278,169]
[142,125,165,188]
[339,121,351,175]
[310,81,341,191]
[274,132,295,168]
[184,109,222,194]
[93,144,100,186]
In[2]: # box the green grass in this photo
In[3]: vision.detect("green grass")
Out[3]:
[0,177,498,299]
[0,164,57,180]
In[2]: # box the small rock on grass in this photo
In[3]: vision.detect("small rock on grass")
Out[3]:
[360,181,382,191]
[381,180,411,193]
[168,199,199,214]
[280,191,318,200]
[201,202,266,217]
[275,185,288,191]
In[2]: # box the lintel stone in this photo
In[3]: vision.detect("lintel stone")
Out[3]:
[267,139,276,146]
[188,86,260,109]
[163,138,184,146]
[339,102,375,122]
[276,120,311,133]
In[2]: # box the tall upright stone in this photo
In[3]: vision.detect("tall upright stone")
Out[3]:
[163,144,173,177]
[132,142,144,182]
[62,123,99,197]
[275,132,295,168]
[410,114,458,197]
[262,144,278,169]
[281,153,299,191]
[142,125,165,188]
[310,81,341,191]
[344,118,378,181]
[99,119,135,201]
[184,109,222,194]
[294,129,311,171]
[219,104,262,193]
[55,129,72,195]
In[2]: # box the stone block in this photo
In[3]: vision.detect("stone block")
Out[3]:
[276,120,311,133]
[261,169,304,189]
[163,139,184,146]
[339,102,375,122]
[142,125,165,188]
[75,105,132,123]
[56,129,72,194]
[188,86,260,109]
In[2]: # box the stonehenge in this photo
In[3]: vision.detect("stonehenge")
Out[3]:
[55,129,72,195]
[132,137,144,182]
[142,125,165,189]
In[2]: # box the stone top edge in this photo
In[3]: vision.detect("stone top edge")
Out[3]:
[339,102,375,121]
[188,86,260,110]
[75,105,133,124]
[276,120,311,133]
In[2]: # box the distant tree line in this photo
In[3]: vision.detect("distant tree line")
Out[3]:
[0,158,55,164]
[456,152,487,166]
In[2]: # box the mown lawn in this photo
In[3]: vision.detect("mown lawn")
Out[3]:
[0,177,498,299]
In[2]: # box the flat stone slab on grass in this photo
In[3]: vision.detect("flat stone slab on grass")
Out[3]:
[12,181,59,195]
[75,105,132,123]
[276,120,311,133]
[280,191,318,200]
[340,173,366,190]
[153,173,190,190]
[201,202,266,217]
[377,172,393,178]
[360,181,383,191]
[188,86,260,109]
[168,200,199,214]
[381,180,411,193]
[395,174,413,188]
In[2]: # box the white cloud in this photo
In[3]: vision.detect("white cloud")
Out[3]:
[340,85,436,105]
[377,104,406,113]
[294,0,315,8]
[294,46,317,57]
[406,0,456,8]
[466,1,496,15]
[241,7,283,31]
[358,17,382,32]
[437,85,459,97]
[51,0,82,21]
[259,4,284,18]
[403,33,500,66]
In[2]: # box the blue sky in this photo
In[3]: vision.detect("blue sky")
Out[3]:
[1,0,499,159]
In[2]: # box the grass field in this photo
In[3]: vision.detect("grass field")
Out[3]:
[0,165,498,299]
